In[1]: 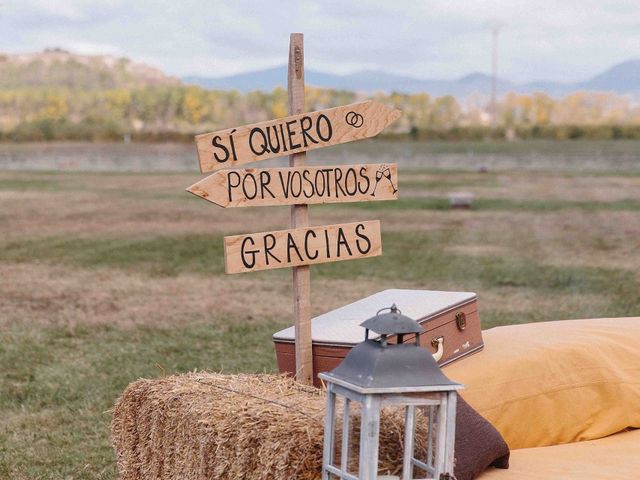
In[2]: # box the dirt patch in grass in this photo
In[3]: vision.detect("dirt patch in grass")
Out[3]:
[401,171,640,202]
[477,288,619,328]
[7,249,631,336]
[488,173,640,202]
[446,244,507,257]
[0,191,289,240]
[0,263,385,329]
[456,209,640,272]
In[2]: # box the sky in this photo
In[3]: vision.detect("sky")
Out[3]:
[3,0,640,83]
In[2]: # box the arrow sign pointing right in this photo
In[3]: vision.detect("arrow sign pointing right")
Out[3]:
[223,220,382,274]
[194,101,402,173]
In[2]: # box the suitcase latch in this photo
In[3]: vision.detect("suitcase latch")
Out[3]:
[455,311,466,331]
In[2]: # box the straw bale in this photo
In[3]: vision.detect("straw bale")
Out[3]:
[111,372,431,479]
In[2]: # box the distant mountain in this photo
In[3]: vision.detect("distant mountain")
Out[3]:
[582,59,640,93]
[0,48,180,90]
[185,59,640,98]
[183,66,512,96]
[4,49,638,98]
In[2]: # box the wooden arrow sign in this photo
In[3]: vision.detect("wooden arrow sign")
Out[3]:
[186,163,398,208]
[224,220,382,274]
[195,101,402,173]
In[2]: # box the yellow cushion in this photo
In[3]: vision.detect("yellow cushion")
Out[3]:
[478,428,640,479]
[443,318,640,450]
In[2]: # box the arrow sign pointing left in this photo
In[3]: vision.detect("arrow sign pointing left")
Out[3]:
[186,163,398,208]
[194,100,402,173]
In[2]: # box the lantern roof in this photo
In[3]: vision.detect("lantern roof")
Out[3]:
[319,340,463,394]
[360,304,424,337]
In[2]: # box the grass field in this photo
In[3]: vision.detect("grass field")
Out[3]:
[1,140,640,479]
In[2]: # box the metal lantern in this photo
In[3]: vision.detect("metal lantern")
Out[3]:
[319,305,463,480]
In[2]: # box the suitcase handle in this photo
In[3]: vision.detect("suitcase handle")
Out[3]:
[431,336,444,362]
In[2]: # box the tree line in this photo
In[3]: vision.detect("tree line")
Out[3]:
[1,85,640,142]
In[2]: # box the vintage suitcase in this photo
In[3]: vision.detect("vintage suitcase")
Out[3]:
[273,289,483,387]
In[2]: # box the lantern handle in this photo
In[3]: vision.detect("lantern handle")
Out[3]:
[376,304,401,316]
[431,336,445,362]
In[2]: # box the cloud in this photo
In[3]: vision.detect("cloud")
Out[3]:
[65,41,122,56]
[1,0,639,82]
[20,0,89,21]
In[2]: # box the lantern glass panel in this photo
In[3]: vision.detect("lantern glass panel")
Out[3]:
[322,384,455,480]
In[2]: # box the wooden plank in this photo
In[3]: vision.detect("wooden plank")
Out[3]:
[288,33,313,386]
[195,100,402,173]
[186,163,398,208]
[223,220,382,274]
[402,405,416,480]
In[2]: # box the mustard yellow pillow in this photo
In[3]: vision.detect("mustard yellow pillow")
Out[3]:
[443,317,640,450]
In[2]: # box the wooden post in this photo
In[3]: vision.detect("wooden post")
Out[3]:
[188,34,402,385]
[288,33,313,385]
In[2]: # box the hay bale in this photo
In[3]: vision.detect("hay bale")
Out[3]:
[111,372,430,480]
[448,191,474,209]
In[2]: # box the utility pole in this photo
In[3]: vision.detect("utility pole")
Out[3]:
[489,22,503,129]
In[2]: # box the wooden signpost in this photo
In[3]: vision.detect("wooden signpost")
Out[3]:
[224,220,382,274]
[195,101,401,173]
[187,33,401,385]
[288,34,313,384]
[186,163,398,208]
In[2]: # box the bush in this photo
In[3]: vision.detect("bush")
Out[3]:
[7,118,125,142]
[3,120,640,143]
[399,124,640,142]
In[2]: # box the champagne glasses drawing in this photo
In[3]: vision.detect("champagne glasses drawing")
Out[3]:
[370,164,397,197]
